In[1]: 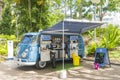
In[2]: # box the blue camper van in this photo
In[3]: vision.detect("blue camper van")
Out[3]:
[15,20,103,69]
[16,31,85,69]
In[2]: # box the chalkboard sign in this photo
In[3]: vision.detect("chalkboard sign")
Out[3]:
[95,52,105,64]
[94,48,111,67]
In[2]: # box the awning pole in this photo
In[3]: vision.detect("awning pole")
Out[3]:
[59,0,67,79]
[62,20,65,70]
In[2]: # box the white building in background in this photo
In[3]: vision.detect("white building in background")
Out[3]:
[102,12,120,26]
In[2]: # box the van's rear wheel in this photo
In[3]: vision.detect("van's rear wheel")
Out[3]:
[35,60,46,69]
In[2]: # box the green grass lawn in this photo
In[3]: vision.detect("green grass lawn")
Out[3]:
[0,56,4,62]
[51,61,82,71]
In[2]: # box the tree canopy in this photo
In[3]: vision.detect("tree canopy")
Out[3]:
[0,0,64,35]
[0,0,120,35]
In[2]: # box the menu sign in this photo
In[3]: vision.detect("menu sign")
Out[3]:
[41,35,51,41]
[70,36,78,41]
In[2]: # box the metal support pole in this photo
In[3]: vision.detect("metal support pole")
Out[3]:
[62,20,65,70]
[94,4,96,42]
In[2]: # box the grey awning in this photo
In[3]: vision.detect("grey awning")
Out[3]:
[42,19,104,34]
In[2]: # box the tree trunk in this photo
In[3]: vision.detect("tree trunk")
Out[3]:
[99,5,103,21]
[28,0,32,29]
[79,3,82,19]
[70,0,72,18]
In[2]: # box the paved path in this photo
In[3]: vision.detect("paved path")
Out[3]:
[0,60,120,80]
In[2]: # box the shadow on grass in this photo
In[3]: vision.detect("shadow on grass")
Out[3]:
[51,60,83,71]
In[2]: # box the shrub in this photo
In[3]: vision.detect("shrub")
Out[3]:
[0,34,18,56]
[0,44,7,56]
[87,41,96,56]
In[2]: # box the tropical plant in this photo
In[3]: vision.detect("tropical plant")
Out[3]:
[100,24,120,49]
[86,24,120,55]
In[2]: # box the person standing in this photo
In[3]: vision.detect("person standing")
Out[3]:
[65,42,68,58]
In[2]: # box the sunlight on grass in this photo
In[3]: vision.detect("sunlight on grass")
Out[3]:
[109,50,120,59]
[0,57,4,62]
[53,61,82,71]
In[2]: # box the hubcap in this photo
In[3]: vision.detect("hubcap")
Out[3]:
[39,61,46,68]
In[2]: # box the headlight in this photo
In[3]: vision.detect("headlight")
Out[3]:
[21,49,28,58]
[21,52,27,58]
[25,49,28,52]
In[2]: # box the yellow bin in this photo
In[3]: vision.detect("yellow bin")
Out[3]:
[72,53,77,58]
[73,56,80,66]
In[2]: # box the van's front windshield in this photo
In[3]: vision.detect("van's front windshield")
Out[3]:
[21,35,33,44]
[21,35,38,44]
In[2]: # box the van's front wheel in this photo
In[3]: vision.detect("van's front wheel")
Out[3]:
[35,60,46,69]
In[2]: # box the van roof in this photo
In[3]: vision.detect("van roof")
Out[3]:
[25,32,40,35]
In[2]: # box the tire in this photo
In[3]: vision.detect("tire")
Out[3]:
[35,60,46,69]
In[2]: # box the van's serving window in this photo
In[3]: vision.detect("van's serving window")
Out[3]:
[41,35,51,41]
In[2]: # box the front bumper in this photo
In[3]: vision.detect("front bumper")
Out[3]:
[15,58,36,66]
